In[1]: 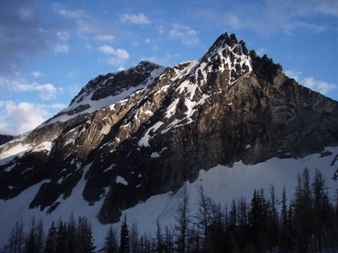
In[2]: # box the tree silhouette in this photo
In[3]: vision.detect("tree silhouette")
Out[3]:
[119,215,129,253]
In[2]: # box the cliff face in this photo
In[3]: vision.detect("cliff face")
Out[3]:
[0,134,13,145]
[1,33,338,223]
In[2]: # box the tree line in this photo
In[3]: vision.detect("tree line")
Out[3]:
[1,167,338,253]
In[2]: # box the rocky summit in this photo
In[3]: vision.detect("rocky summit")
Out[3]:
[1,33,338,224]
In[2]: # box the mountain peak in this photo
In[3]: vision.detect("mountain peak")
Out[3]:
[1,32,338,233]
[70,61,164,105]
[204,33,249,58]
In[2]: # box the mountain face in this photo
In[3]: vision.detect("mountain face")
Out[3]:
[0,134,13,145]
[1,33,338,224]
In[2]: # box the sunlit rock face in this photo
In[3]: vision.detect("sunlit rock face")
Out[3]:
[1,33,338,224]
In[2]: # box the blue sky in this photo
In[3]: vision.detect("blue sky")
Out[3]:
[1,0,338,135]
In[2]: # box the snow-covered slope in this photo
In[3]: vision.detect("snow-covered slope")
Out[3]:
[41,61,165,127]
[0,147,337,248]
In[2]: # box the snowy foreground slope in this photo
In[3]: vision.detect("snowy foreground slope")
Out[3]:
[1,146,337,248]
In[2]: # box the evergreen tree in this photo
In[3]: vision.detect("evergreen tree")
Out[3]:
[268,185,279,248]
[280,186,292,252]
[44,221,57,253]
[164,226,174,253]
[103,226,118,253]
[119,215,130,253]
[7,218,25,253]
[229,199,237,228]
[293,168,313,252]
[130,223,138,253]
[24,217,36,253]
[35,219,45,253]
[55,220,66,253]
[208,202,226,253]
[174,185,190,253]
[248,189,268,252]
[76,216,95,253]
[311,169,330,252]
[156,219,164,253]
[66,213,77,253]
[194,186,212,252]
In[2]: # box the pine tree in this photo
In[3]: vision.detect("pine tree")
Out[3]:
[174,185,190,253]
[7,218,25,253]
[280,186,292,252]
[156,219,163,253]
[130,223,138,253]
[55,220,66,253]
[119,215,130,253]
[208,202,226,253]
[229,199,237,228]
[293,168,313,252]
[24,217,36,253]
[194,186,212,252]
[103,226,118,253]
[248,189,268,252]
[268,185,279,248]
[76,216,95,253]
[237,196,248,248]
[35,219,45,253]
[44,221,57,253]
[311,169,330,252]
[164,226,174,253]
[66,213,77,253]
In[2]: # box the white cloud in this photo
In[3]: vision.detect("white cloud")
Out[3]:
[302,77,336,95]
[256,48,267,56]
[32,71,42,78]
[0,100,67,135]
[0,78,64,100]
[96,34,114,42]
[18,8,34,21]
[0,101,50,135]
[169,23,199,46]
[97,45,116,55]
[197,1,335,36]
[285,70,302,82]
[120,13,151,25]
[285,70,336,95]
[52,3,87,19]
[157,25,165,35]
[13,83,62,100]
[54,43,69,54]
[97,45,130,66]
[36,83,64,100]
[57,31,70,41]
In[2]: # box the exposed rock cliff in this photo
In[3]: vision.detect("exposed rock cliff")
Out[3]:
[1,33,338,224]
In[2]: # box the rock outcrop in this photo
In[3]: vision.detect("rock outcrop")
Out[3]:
[1,33,338,224]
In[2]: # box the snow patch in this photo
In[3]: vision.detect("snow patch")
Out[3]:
[150,152,160,158]
[116,176,128,186]
[138,121,163,147]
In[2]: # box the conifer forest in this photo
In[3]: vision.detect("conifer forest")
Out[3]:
[2,168,338,253]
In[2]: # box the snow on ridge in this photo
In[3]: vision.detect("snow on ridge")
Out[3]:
[31,141,53,153]
[164,98,180,119]
[0,143,33,167]
[40,66,165,128]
